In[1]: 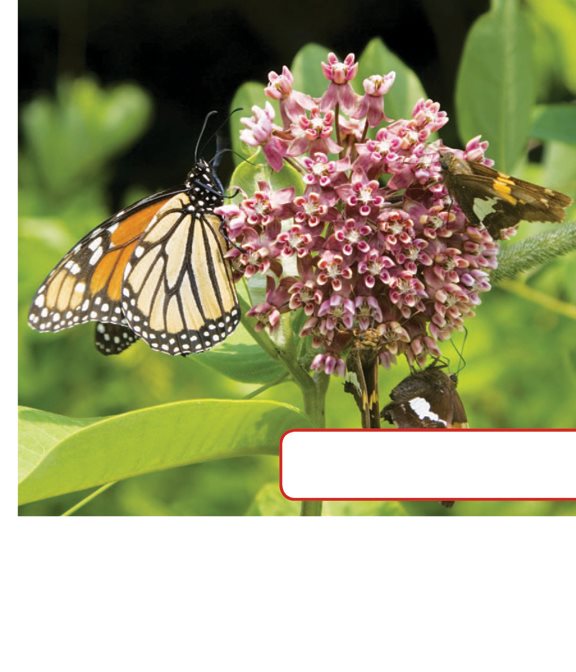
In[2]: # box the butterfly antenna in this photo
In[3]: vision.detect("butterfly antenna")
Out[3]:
[195,110,219,164]
[210,147,254,170]
[199,107,244,160]
[450,327,468,375]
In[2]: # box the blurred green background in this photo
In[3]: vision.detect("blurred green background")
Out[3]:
[19,0,576,515]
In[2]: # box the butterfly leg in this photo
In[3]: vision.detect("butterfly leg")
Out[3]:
[219,221,247,253]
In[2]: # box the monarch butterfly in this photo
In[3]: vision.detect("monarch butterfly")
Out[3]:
[28,151,240,356]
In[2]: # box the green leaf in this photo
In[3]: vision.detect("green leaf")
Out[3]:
[357,38,428,121]
[246,482,300,515]
[196,343,287,384]
[19,408,98,483]
[18,400,308,504]
[455,0,535,171]
[21,78,152,196]
[531,104,576,145]
[228,154,304,195]
[291,43,332,98]
[525,0,576,94]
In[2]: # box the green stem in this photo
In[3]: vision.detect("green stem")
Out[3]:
[499,278,576,320]
[242,373,290,400]
[237,292,329,516]
[62,482,116,516]
[238,294,313,392]
[299,372,329,517]
[300,501,323,516]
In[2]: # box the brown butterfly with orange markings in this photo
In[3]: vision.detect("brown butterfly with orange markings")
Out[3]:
[440,152,572,239]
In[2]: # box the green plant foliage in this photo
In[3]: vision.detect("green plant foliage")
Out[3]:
[21,78,152,199]
[456,0,535,171]
[197,343,287,384]
[229,154,304,198]
[246,482,301,515]
[525,0,576,96]
[492,223,576,282]
[18,400,307,505]
[357,38,428,121]
[531,104,576,145]
[290,43,332,98]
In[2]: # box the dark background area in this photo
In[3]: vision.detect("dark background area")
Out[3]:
[19,0,488,202]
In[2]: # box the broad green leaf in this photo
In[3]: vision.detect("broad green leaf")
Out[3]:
[196,343,287,384]
[21,78,152,195]
[19,400,308,504]
[357,38,428,121]
[19,408,98,483]
[531,104,576,145]
[228,155,304,196]
[246,482,300,515]
[455,0,535,171]
[525,0,576,94]
[291,43,332,98]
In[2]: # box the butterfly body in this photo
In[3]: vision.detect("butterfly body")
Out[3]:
[28,159,240,356]
[381,365,468,429]
[440,153,572,239]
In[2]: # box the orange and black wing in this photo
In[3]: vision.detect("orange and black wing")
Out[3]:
[120,192,240,355]
[28,190,180,335]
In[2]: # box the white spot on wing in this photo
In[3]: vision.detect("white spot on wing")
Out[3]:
[408,397,447,426]
[472,197,499,222]
[89,247,103,265]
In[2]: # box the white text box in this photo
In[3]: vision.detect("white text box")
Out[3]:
[280,430,576,500]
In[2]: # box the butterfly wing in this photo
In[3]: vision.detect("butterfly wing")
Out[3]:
[28,190,180,334]
[95,321,140,355]
[445,161,572,239]
[381,368,466,428]
[120,192,240,355]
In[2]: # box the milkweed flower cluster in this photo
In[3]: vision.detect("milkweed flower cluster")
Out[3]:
[216,53,498,376]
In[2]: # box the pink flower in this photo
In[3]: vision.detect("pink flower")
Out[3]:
[317,294,356,332]
[317,251,353,292]
[247,302,281,332]
[240,103,287,171]
[357,249,395,288]
[224,51,501,377]
[288,107,342,156]
[353,72,396,127]
[320,53,358,112]
[333,218,371,256]
[265,66,315,124]
[354,296,383,330]
[302,152,350,188]
[274,225,314,257]
[337,175,387,217]
[311,352,346,377]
